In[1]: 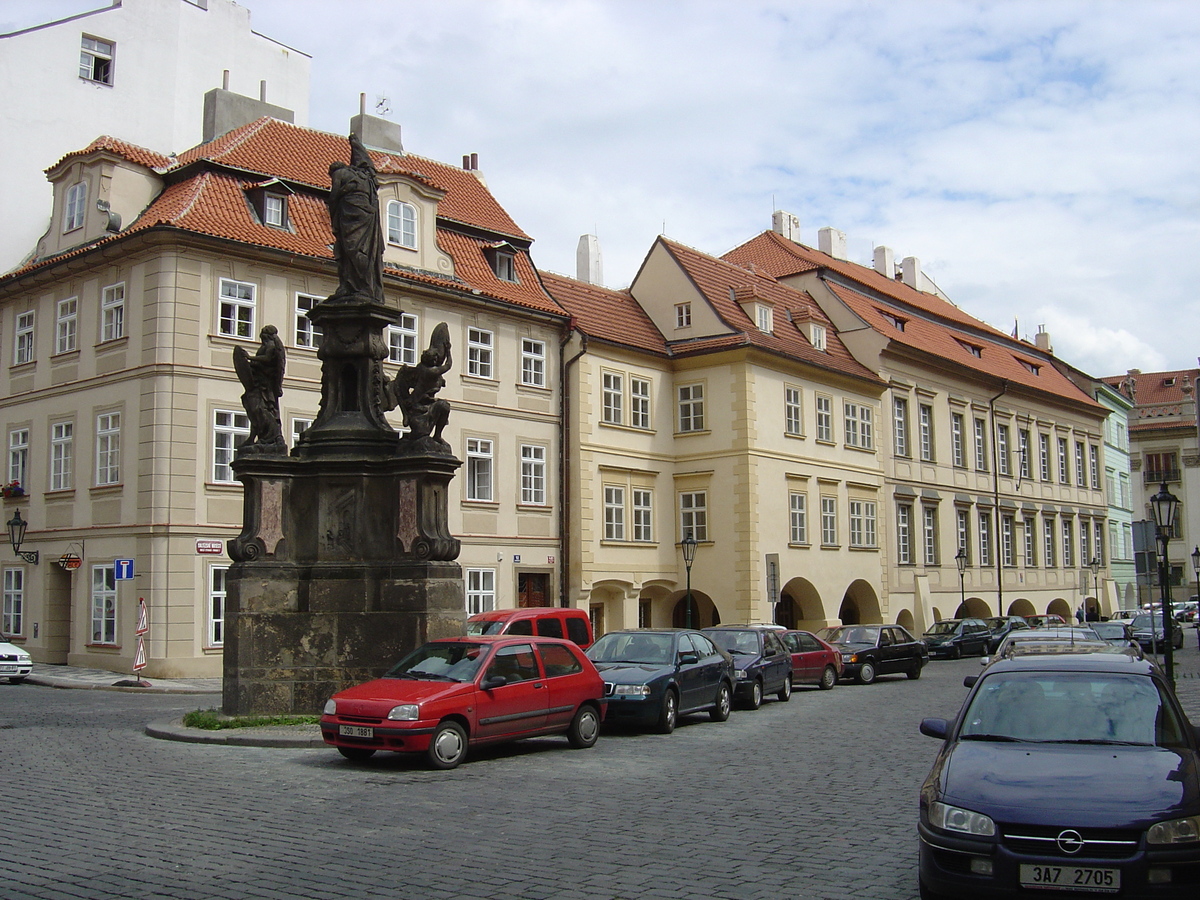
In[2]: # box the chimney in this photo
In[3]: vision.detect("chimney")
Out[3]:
[1035,324,1052,353]
[901,256,923,290]
[349,91,403,154]
[202,83,294,142]
[771,210,800,242]
[873,246,895,278]
[817,226,847,260]
[576,234,603,286]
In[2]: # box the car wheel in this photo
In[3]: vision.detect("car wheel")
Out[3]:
[777,677,792,702]
[655,690,678,734]
[857,662,877,684]
[8,676,25,684]
[907,663,922,680]
[949,645,962,660]
[744,680,763,710]
[337,745,376,762]
[426,720,468,769]
[709,682,732,721]
[567,704,600,748]
[819,665,837,690]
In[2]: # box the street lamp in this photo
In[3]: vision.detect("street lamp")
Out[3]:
[1191,546,1199,649]
[1088,556,1101,621]
[954,547,966,616]
[1149,482,1179,686]
[681,531,698,629]
[5,509,39,564]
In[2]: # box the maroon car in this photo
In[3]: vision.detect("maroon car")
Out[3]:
[780,629,842,690]
[320,635,606,769]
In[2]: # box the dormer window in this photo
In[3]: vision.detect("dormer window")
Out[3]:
[63,181,87,232]
[756,305,774,333]
[957,340,982,358]
[79,36,114,85]
[387,200,417,249]
[882,312,906,332]
[1017,358,1040,375]
[484,243,519,283]
[811,323,827,351]
[675,302,692,328]
[245,179,293,230]
[264,195,285,227]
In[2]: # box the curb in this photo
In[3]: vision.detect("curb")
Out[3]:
[27,674,219,694]
[145,718,327,748]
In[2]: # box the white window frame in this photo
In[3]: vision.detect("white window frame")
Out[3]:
[1089,445,1100,489]
[1002,515,1014,566]
[893,396,909,457]
[520,444,546,506]
[679,491,708,542]
[209,565,228,647]
[101,283,125,342]
[1019,429,1031,480]
[14,311,34,365]
[91,564,117,645]
[919,404,933,461]
[632,489,653,542]
[1062,517,1074,567]
[56,297,78,355]
[466,437,493,502]
[789,492,807,545]
[997,424,1010,476]
[63,181,87,231]
[79,35,114,84]
[810,323,826,351]
[388,313,419,365]
[95,412,120,486]
[756,305,773,333]
[1094,521,1104,564]
[295,293,323,349]
[844,401,873,449]
[897,503,913,565]
[604,485,626,541]
[923,505,938,565]
[1044,516,1056,568]
[630,377,651,430]
[1075,441,1086,487]
[520,339,546,388]
[1058,437,1069,484]
[263,194,286,228]
[3,568,23,635]
[677,383,704,433]
[218,279,255,339]
[979,510,993,567]
[956,508,971,565]
[974,418,988,471]
[602,371,623,425]
[50,422,73,492]
[675,302,691,328]
[467,327,493,379]
[785,387,803,437]
[466,568,496,615]
[849,500,876,548]
[8,428,28,487]
[951,413,965,467]
[1024,516,1036,566]
[213,410,248,484]
[816,395,833,442]
[821,496,838,546]
[291,417,312,447]
[387,200,418,249]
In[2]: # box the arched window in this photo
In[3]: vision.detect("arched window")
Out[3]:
[387,200,417,249]
[63,181,88,232]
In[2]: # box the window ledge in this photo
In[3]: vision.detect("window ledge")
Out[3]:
[517,382,552,394]
[95,336,129,351]
[85,643,121,651]
[516,504,551,513]
[462,500,500,509]
[51,350,81,362]
[90,483,123,495]
[674,429,711,438]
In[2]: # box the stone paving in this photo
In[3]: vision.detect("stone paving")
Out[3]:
[1,633,1198,900]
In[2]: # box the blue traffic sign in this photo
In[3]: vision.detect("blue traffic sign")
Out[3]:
[114,558,135,580]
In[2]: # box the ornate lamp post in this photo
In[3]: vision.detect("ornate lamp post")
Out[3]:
[1149,482,1179,687]
[1088,556,1101,621]
[955,547,966,615]
[681,531,698,629]
[1191,546,1199,649]
[6,509,39,564]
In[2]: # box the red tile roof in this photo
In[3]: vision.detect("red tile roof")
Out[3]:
[1101,369,1199,431]
[540,272,667,354]
[46,135,173,173]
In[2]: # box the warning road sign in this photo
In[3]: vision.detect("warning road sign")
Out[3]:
[133,636,147,671]
[136,598,148,636]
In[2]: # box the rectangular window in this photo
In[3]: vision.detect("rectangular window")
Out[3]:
[604,485,625,541]
[919,404,934,461]
[948,413,964,467]
[756,305,773,333]
[1080,519,1091,566]
[1144,451,1180,484]
[974,418,988,471]
[677,384,704,433]
[956,508,970,565]
[821,496,837,546]
[816,395,833,442]
[979,510,993,567]
[1062,518,1074,567]
[63,181,88,232]
[467,328,493,379]
[1044,516,1056,568]
[923,506,938,566]
[520,444,546,505]
[466,438,493,501]
[218,279,255,339]
[893,397,909,457]
[101,283,125,342]
[212,410,248,483]
[1075,441,1086,487]
[810,323,826,351]
[602,372,623,425]
[263,195,285,228]
[630,377,651,430]
[14,311,34,365]
[91,564,117,644]
[387,201,417,248]
[209,566,227,646]
[786,387,804,437]
[95,412,120,485]
[675,303,691,328]
[789,492,807,544]
[849,500,876,548]
[8,429,28,487]
[1039,433,1051,481]
[1019,429,1031,480]
[388,313,419,365]
[679,492,707,542]
[896,503,913,565]
[1058,437,1069,484]
[1094,521,1104,565]
[632,489,653,542]
[2,568,23,635]
[1089,445,1100,489]
[1024,516,1036,566]
[1118,472,1130,508]
[295,294,323,349]
[50,422,73,491]
[844,402,873,449]
[466,569,496,615]
[291,417,312,446]
[521,339,546,388]
[56,297,78,354]
[997,424,1010,476]
[1001,515,1014,566]
[79,35,114,84]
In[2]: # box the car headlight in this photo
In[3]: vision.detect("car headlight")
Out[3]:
[323,699,337,715]
[929,801,996,837]
[842,653,857,663]
[735,669,749,680]
[612,684,651,697]
[387,704,420,721]
[1148,815,1200,845]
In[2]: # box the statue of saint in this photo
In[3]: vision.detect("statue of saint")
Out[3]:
[384,322,453,450]
[233,325,287,454]
[327,133,384,304]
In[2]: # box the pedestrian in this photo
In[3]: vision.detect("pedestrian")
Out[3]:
[1076,606,1085,625]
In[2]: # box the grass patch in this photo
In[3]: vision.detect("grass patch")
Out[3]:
[183,708,320,730]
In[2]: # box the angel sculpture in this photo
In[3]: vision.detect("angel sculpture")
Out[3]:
[233,324,287,454]
[384,322,452,450]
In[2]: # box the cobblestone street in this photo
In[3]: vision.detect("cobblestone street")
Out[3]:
[3,641,1200,900]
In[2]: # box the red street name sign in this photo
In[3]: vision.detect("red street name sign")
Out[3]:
[196,540,224,555]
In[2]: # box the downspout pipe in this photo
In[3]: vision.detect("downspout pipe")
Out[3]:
[558,322,587,607]
[989,381,1009,615]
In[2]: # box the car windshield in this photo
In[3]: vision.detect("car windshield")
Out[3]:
[820,626,880,646]
[384,642,487,682]
[959,671,1189,747]
[707,631,761,656]
[1130,615,1170,633]
[924,622,960,636]
[465,619,505,636]
[587,632,675,665]
[1089,623,1127,640]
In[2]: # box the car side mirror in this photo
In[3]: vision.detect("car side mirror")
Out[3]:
[980,656,990,666]
[482,674,508,690]
[963,675,978,688]
[678,651,699,665]
[920,717,950,739]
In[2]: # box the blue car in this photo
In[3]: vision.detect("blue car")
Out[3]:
[703,626,793,709]
[917,650,1200,899]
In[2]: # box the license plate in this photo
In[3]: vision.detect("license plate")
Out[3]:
[338,725,373,739]
[1020,864,1119,893]
[0,665,16,673]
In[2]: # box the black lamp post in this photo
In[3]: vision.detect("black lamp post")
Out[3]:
[955,547,966,616]
[681,531,698,629]
[6,509,38,565]
[1191,546,1199,648]
[1149,482,1179,686]
[1088,556,1101,621]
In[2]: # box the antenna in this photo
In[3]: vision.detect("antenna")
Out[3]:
[375,94,391,117]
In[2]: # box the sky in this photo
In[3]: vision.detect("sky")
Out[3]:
[6,0,1199,378]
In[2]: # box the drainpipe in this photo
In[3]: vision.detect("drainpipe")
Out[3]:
[558,322,587,608]
[989,381,1009,615]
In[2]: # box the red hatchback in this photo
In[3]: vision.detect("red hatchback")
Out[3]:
[320,636,606,769]
[780,629,843,690]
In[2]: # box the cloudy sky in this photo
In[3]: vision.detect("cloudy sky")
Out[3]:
[8,0,1199,377]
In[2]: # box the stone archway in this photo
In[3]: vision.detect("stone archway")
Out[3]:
[671,590,719,628]
[931,606,944,623]
[838,579,882,625]
[1007,597,1035,617]
[778,577,826,629]
[954,596,992,618]
[1047,597,1071,620]
[638,584,675,629]
[586,581,635,635]
[896,608,916,633]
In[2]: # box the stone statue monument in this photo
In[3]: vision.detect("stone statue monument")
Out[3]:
[233,324,287,455]
[327,133,384,305]
[384,322,453,452]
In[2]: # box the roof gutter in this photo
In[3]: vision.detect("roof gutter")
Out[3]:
[558,322,588,608]
[989,380,1009,615]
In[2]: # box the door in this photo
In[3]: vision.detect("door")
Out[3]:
[675,632,711,711]
[517,572,550,608]
[475,642,548,740]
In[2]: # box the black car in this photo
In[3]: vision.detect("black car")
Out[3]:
[982,615,1029,653]
[1129,613,1185,652]
[818,623,928,684]
[1089,620,1139,651]
[585,629,734,733]
[923,618,992,659]
[703,626,792,709]
[918,650,1200,899]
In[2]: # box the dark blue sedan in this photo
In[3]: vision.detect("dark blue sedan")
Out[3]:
[917,650,1200,899]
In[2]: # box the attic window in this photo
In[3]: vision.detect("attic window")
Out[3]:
[811,323,827,352]
[484,245,518,283]
[756,305,774,334]
[675,303,692,328]
[957,340,982,358]
[387,200,417,249]
[246,180,293,230]
[63,181,87,232]
[80,36,114,85]
[882,312,906,332]
[1017,358,1040,375]
[1163,377,1176,387]
[264,195,286,227]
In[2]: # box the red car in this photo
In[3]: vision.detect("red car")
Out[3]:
[320,636,606,769]
[780,629,842,689]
